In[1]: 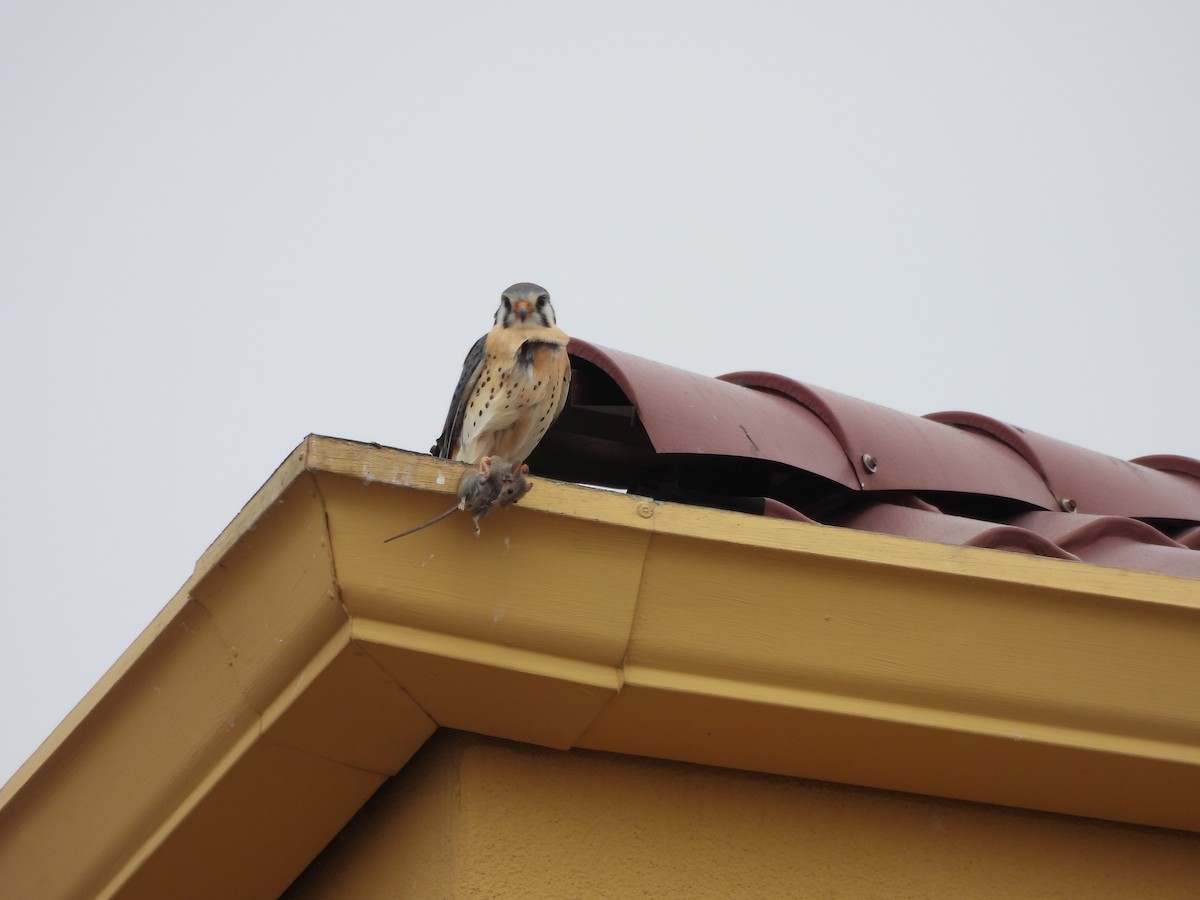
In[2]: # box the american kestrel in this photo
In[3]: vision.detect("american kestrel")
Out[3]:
[432,283,571,467]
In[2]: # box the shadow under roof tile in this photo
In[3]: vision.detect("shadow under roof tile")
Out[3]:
[1172,526,1200,550]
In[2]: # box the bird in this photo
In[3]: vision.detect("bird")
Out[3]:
[431,283,571,468]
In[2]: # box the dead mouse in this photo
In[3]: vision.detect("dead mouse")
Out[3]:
[383,455,532,542]
[493,460,532,508]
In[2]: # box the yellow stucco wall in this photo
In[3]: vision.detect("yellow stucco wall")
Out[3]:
[285,731,1200,899]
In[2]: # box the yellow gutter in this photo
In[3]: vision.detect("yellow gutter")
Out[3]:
[1,435,1197,899]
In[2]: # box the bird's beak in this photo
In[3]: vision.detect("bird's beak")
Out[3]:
[513,300,532,321]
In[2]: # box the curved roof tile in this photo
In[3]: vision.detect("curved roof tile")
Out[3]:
[926,412,1200,519]
[721,372,1057,506]
[1131,454,1200,481]
[1009,512,1200,579]
[762,498,818,523]
[568,340,857,488]
[548,340,1200,580]
[827,502,1078,561]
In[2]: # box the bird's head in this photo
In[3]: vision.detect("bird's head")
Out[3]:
[494,283,556,329]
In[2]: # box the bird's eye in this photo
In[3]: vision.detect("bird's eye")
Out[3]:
[536,295,548,307]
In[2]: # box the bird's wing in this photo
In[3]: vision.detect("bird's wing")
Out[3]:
[550,360,572,423]
[432,333,488,459]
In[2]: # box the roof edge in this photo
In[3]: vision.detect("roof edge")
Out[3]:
[0,437,316,811]
[4,437,1199,897]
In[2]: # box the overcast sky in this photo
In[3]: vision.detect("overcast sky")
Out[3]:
[2,3,1197,787]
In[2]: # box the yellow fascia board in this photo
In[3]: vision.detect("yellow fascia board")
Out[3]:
[321,438,1200,830]
[1,436,1197,899]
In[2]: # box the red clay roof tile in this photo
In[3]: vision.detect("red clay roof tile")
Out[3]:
[926,412,1200,519]
[1008,512,1200,580]
[528,339,1200,581]
[827,501,1079,561]
[722,372,1057,506]
[567,341,858,488]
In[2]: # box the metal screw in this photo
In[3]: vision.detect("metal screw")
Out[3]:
[1059,497,1078,512]
[862,453,878,474]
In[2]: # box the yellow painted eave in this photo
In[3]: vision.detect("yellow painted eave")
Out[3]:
[2,435,1198,899]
